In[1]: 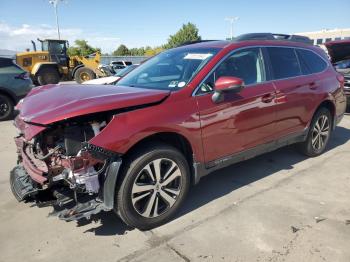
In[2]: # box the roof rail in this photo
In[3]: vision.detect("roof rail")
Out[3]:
[178,40,219,47]
[235,33,313,45]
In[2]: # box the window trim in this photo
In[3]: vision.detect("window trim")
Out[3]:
[192,45,330,96]
[193,47,268,96]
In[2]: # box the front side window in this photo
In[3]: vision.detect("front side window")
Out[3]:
[117,47,219,90]
[267,47,301,79]
[197,47,266,94]
[296,49,328,74]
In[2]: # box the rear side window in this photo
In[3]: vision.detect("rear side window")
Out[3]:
[267,47,301,80]
[296,49,328,74]
[0,59,24,74]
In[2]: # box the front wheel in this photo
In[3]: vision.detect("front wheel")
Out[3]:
[0,94,14,121]
[115,144,190,230]
[74,67,95,83]
[298,107,332,157]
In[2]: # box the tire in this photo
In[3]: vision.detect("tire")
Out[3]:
[37,67,60,85]
[298,107,332,157]
[115,144,191,230]
[74,67,96,83]
[0,94,14,121]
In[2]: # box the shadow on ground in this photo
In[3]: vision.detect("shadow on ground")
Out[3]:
[68,126,350,235]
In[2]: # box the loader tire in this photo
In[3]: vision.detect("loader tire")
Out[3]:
[74,67,96,84]
[37,67,60,86]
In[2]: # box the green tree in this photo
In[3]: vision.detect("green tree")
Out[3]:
[112,44,130,56]
[144,46,164,56]
[67,39,100,56]
[164,22,201,49]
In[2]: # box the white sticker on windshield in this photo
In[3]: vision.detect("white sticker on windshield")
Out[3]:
[184,53,213,60]
[177,81,186,88]
[168,81,179,88]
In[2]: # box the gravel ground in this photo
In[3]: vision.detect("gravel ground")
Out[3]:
[0,114,349,262]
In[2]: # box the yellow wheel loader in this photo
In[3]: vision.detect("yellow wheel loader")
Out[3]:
[16,39,112,85]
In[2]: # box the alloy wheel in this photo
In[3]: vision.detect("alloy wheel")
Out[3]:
[311,115,330,151]
[131,158,182,218]
[0,98,9,117]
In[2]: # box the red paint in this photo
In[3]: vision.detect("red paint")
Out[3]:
[16,40,347,167]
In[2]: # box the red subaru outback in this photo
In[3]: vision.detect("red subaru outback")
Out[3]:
[11,33,346,230]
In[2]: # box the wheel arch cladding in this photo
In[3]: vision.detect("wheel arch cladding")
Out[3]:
[316,100,336,129]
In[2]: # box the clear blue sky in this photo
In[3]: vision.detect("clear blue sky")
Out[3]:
[0,0,349,52]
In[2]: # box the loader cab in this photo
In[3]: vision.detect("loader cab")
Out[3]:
[39,39,69,67]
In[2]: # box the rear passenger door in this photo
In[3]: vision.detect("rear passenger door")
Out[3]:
[266,47,315,138]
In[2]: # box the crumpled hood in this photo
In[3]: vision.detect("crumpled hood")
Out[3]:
[325,40,350,63]
[19,84,170,125]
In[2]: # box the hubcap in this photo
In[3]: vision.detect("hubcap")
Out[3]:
[131,158,182,218]
[311,115,330,151]
[0,99,9,117]
[80,72,91,81]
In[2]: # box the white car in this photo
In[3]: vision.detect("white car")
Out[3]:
[83,65,138,85]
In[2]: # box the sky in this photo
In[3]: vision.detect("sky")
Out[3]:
[0,0,349,53]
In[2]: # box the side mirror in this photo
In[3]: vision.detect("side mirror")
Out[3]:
[212,76,244,103]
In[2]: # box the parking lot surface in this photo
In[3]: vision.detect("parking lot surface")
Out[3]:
[0,115,349,262]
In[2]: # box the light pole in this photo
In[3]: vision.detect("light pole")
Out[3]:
[49,0,64,39]
[225,17,239,40]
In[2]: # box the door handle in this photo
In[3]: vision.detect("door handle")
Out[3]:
[261,93,275,103]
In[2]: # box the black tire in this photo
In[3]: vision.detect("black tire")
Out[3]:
[0,94,14,121]
[115,144,190,230]
[298,107,332,157]
[74,67,96,84]
[37,67,60,85]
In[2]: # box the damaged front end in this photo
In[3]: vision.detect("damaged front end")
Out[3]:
[11,115,122,221]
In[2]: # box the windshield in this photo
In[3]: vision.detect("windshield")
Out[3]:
[116,47,220,90]
[115,65,138,77]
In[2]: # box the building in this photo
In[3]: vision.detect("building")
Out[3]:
[296,28,350,45]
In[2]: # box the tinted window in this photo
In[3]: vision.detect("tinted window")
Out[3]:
[198,48,265,94]
[296,49,328,74]
[267,47,301,79]
[0,58,23,74]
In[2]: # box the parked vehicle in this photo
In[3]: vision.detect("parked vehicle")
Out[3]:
[0,57,32,121]
[11,33,346,230]
[110,60,132,73]
[325,40,350,104]
[83,64,138,85]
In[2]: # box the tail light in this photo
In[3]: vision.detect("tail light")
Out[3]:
[15,72,30,80]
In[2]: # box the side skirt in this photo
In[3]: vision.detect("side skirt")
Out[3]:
[193,130,308,183]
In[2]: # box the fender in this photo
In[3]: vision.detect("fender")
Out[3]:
[0,86,18,103]
[71,64,84,78]
[31,62,59,76]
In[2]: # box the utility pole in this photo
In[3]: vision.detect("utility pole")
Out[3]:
[49,0,64,39]
[225,17,239,40]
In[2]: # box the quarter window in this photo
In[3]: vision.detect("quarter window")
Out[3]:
[296,49,328,74]
[198,47,266,94]
[267,47,301,79]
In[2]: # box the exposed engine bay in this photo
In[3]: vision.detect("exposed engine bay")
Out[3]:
[11,116,120,221]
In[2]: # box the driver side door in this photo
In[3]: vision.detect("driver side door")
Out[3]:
[195,47,277,164]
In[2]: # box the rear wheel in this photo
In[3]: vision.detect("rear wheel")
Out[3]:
[115,144,190,230]
[298,107,332,157]
[37,67,60,85]
[74,67,95,83]
[0,94,14,121]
